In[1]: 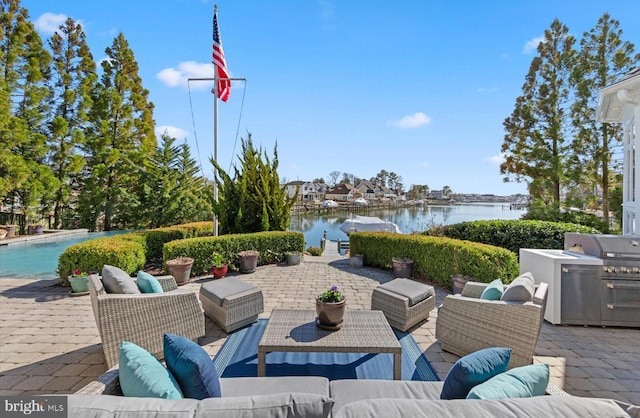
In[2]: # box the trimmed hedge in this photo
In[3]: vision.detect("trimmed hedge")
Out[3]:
[163,231,305,276]
[57,222,215,285]
[57,234,146,282]
[349,232,519,289]
[428,219,600,255]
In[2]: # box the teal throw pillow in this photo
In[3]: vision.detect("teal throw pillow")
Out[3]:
[164,333,221,399]
[480,279,504,300]
[137,271,164,293]
[441,347,512,400]
[119,341,183,399]
[467,363,550,399]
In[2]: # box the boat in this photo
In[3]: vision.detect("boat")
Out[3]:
[354,198,368,206]
[322,200,339,208]
[339,215,403,235]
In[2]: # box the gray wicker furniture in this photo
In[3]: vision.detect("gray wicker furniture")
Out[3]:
[258,309,402,379]
[371,278,436,331]
[436,280,549,369]
[199,277,264,333]
[88,274,205,368]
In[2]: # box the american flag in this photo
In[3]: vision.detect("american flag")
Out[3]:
[212,8,230,102]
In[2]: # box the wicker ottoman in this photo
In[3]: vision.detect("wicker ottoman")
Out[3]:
[371,278,435,332]
[199,277,264,333]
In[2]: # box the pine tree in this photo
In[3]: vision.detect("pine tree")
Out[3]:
[47,17,97,229]
[80,32,155,230]
[501,19,577,206]
[0,0,56,223]
[211,134,296,234]
[570,13,639,228]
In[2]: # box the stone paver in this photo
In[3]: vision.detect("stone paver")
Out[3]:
[1,255,639,406]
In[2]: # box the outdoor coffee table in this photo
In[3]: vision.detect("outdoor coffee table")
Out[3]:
[258,308,402,380]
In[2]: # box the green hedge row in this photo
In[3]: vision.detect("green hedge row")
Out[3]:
[349,232,520,289]
[57,222,215,285]
[163,231,305,276]
[428,220,599,255]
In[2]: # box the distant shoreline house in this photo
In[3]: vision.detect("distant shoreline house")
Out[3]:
[324,183,359,202]
[597,68,640,236]
[284,181,326,202]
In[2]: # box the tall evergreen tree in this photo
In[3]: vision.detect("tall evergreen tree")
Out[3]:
[47,17,96,228]
[211,134,295,234]
[570,13,639,227]
[136,132,211,228]
[0,0,55,223]
[501,19,577,206]
[80,32,155,231]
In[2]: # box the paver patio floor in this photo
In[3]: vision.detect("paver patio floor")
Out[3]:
[1,254,639,405]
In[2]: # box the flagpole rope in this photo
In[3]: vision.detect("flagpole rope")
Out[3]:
[229,80,247,173]
[187,79,206,178]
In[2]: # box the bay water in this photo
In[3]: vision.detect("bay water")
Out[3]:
[0,203,525,279]
[288,202,527,249]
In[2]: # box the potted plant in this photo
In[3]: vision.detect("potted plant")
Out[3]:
[166,257,194,285]
[285,251,302,266]
[237,250,259,273]
[211,252,228,279]
[1,224,17,238]
[349,254,364,268]
[28,224,44,235]
[392,257,414,278]
[68,269,92,294]
[315,285,346,330]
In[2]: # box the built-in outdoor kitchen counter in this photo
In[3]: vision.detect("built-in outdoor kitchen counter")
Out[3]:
[520,248,602,326]
[520,233,640,328]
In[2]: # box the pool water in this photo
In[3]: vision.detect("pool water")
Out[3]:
[0,231,129,280]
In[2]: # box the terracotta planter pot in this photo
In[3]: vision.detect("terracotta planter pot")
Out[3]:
[349,254,363,268]
[315,298,346,329]
[211,264,228,279]
[166,257,194,285]
[0,229,6,240]
[238,251,259,273]
[286,253,302,266]
[2,225,16,238]
[451,275,470,294]
[392,257,413,278]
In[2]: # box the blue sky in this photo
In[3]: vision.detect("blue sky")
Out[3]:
[26,0,640,195]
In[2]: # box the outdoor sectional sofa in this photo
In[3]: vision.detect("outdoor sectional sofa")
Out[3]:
[69,369,638,417]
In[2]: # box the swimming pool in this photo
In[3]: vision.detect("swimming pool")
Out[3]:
[0,230,130,280]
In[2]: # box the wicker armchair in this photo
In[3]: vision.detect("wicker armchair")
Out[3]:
[435,280,548,369]
[88,274,205,368]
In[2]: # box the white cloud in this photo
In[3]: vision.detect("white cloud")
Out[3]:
[486,153,505,165]
[477,87,498,93]
[388,112,432,129]
[523,36,544,54]
[155,125,189,140]
[157,61,216,89]
[34,13,68,35]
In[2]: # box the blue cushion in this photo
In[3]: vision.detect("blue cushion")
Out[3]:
[440,347,512,400]
[137,271,164,293]
[467,363,550,399]
[164,333,221,399]
[119,341,183,399]
[480,279,504,300]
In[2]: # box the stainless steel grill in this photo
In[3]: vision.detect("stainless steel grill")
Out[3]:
[564,233,640,327]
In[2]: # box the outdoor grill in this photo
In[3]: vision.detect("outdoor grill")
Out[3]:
[563,233,640,327]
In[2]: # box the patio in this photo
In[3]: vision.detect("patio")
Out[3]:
[0,252,639,406]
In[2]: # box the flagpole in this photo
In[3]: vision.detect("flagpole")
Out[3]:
[213,5,219,236]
